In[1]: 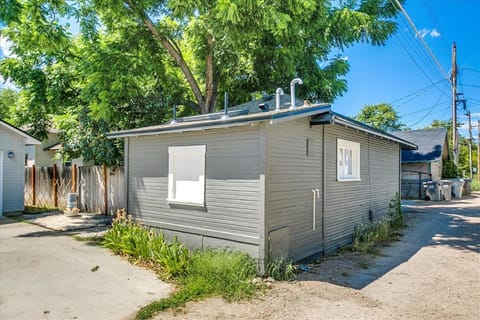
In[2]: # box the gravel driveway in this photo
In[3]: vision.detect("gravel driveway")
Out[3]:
[0,218,172,320]
[156,192,480,320]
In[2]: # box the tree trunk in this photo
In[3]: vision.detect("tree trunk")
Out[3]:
[204,33,216,114]
[127,1,208,113]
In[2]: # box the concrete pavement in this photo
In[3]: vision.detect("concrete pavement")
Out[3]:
[0,218,172,320]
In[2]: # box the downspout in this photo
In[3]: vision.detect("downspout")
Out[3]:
[124,137,129,213]
[322,125,326,254]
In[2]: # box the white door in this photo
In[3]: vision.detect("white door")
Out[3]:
[0,151,3,216]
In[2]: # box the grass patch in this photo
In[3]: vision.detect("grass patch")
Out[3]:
[265,258,297,281]
[23,205,58,214]
[471,179,480,192]
[72,235,104,245]
[102,210,258,320]
[352,194,405,253]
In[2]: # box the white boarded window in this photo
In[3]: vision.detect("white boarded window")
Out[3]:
[168,145,206,206]
[337,139,360,181]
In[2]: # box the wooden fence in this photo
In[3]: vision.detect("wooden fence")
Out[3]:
[25,165,124,214]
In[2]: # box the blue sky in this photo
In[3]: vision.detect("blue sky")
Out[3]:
[1,1,479,137]
[334,0,480,137]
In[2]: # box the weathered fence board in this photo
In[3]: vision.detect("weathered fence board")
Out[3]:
[24,165,124,214]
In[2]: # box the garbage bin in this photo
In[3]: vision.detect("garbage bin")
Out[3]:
[423,181,441,201]
[463,178,472,195]
[67,192,78,209]
[439,180,452,201]
[449,179,465,199]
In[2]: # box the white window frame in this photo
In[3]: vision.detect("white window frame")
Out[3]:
[337,139,361,181]
[167,145,206,206]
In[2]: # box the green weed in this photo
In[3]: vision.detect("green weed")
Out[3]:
[265,258,297,281]
[102,210,258,320]
[352,194,405,253]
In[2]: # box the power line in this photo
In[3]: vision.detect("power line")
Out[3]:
[389,79,446,105]
[405,81,450,127]
[394,33,450,99]
[391,0,451,82]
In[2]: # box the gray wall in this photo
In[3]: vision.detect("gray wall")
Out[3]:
[126,125,264,258]
[0,126,26,213]
[323,125,400,253]
[265,121,401,260]
[265,119,324,261]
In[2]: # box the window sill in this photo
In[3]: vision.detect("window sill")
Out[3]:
[337,178,361,182]
[167,198,205,208]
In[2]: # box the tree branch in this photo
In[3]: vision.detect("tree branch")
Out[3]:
[125,1,206,112]
[204,32,215,113]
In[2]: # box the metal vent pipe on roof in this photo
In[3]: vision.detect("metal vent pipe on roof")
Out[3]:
[170,105,178,124]
[275,87,284,111]
[221,92,230,119]
[289,78,303,110]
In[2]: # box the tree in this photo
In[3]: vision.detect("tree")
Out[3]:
[0,0,404,164]
[355,103,406,131]
[0,88,19,121]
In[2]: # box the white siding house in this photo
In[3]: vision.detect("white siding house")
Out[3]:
[0,120,41,215]
[108,96,416,265]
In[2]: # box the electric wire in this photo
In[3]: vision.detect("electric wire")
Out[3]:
[391,0,451,82]
[389,79,445,105]
[405,81,450,127]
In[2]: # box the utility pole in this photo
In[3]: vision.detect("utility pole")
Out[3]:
[451,42,458,166]
[466,111,472,178]
[478,120,480,181]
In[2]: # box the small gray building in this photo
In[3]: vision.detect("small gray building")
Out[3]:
[1,119,41,215]
[108,96,416,264]
[391,128,449,199]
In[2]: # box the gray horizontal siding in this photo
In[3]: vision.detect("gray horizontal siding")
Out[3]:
[265,119,323,261]
[127,126,263,248]
[323,125,400,252]
[1,127,25,213]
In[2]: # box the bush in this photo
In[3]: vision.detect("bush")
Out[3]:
[103,210,258,320]
[471,179,480,192]
[102,210,189,279]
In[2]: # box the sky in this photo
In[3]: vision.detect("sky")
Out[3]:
[1,0,479,138]
[333,0,480,138]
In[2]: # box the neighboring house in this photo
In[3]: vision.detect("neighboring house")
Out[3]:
[0,119,41,215]
[25,128,87,167]
[391,128,449,181]
[108,95,416,265]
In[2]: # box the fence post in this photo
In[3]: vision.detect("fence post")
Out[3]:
[52,164,58,208]
[32,164,36,206]
[72,164,77,193]
[103,164,108,215]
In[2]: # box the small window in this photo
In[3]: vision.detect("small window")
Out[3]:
[337,139,360,181]
[168,145,206,206]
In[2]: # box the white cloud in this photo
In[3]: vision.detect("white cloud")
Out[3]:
[417,28,441,39]
[342,56,349,61]
[430,29,441,38]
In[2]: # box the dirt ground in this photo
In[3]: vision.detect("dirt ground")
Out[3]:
[155,192,480,320]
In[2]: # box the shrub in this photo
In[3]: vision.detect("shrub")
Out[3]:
[102,210,258,320]
[102,210,190,279]
[471,179,480,192]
